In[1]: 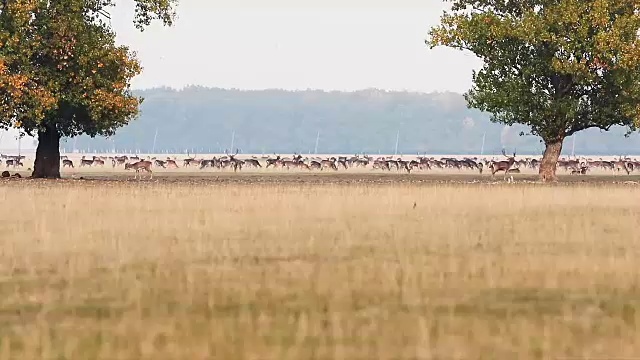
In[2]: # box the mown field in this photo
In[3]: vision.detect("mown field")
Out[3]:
[0,178,639,359]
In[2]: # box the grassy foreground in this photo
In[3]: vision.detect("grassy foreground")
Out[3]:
[0,181,639,359]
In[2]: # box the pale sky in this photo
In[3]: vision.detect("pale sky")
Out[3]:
[110,0,482,93]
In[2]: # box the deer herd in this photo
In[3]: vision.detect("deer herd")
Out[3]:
[0,150,637,180]
[2,149,622,180]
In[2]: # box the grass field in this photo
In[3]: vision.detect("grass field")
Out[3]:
[1,178,639,359]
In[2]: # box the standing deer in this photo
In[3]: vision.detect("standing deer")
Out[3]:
[225,149,243,172]
[125,160,153,179]
[489,150,517,179]
[79,156,94,167]
[183,152,201,167]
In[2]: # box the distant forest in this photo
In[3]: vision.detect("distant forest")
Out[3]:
[65,86,640,156]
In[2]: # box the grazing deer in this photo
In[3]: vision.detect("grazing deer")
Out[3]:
[489,150,517,179]
[62,159,74,168]
[125,160,153,179]
[154,159,167,168]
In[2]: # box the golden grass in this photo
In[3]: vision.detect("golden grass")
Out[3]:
[0,181,639,359]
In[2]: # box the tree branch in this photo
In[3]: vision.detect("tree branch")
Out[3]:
[97,9,110,20]
[565,122,615,137]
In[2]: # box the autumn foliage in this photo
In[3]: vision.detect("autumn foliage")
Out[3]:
[0,0,144,138]
[0,0,176,177]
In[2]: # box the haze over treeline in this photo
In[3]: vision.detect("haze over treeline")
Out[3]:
[65,86,640,156]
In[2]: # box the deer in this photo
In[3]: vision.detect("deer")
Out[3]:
[243,158,261,168]
[183,152,201,167]
[281,154,304,170]
[125,160,153,179]
[320,157,338,171]
[309,160,322,170]
[113,155,128,167]
[224,149,243,172]
[165,158,179,169]
[352,156,370,168]
[396,158,411,173]
[5,159,23,168]
[199,158,220,169]
[154,159,167,168]
[265,155,282,168]
[79,156,94,167]
[460,158,483,174]
[92,156,105,167]
[489,149,517,180]
[62,159,74,168]
[372,158,391,171]
[613,158,631,175]
[570,165,589,175]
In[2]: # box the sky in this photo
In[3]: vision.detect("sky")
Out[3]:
[110,0,482,93]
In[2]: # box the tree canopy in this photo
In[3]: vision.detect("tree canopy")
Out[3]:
[427,0,640,180]
[0,0,177,177]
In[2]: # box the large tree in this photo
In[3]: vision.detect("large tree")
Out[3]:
[0,0,177,178]
[427,0,640,181]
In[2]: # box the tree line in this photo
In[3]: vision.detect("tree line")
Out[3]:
[67,86,640,156]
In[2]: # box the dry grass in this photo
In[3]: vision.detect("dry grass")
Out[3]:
[0,181,639,359]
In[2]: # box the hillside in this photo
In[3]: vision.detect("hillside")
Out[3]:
[65,86,640,156]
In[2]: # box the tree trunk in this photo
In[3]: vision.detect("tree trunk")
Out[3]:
[32,124,61,179]
[539,137,564,182]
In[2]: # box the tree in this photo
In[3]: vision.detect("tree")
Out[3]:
[0,0,177,178]
[427,0,640,181]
